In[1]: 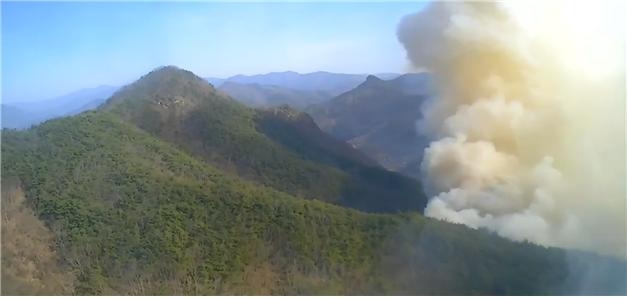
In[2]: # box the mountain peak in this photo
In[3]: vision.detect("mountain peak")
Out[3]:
[138,65,204,84]
[102,66,220,113]
[365,74,382,82]
[153,65,181,71]
[359,75,385,88]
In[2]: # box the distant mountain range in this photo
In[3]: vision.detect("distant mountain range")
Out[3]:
[307,73,433,178]
[207,71,400,95]
[2,85,118,129]
[217,82,333,109]
[207,71,401,108]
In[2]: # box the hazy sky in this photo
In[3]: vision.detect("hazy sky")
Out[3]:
[2,2,427,103]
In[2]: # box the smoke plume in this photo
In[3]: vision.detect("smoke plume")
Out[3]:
[398,1,626,258]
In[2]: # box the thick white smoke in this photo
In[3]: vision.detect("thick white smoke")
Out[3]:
[398,1,626,258]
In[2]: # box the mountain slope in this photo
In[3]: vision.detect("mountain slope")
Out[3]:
[102,66,427,213]
[1,178,75,295]
[255,105,426,212]
[218,81,333,108]
[306,73,432,178]
[2,111,625,295]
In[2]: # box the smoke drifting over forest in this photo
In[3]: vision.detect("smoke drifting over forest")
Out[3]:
[398,1,626,258]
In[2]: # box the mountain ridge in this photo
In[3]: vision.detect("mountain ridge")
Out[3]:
[217,81,333,109]
[206,71,401,97]
[102,66,428,213]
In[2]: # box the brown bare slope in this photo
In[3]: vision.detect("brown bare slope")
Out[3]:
[1,178,75,295]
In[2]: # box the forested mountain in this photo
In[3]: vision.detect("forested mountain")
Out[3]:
[217,82,333,109]
[3,112,625,295]
[2,66,625,295]
[102,66,427,213]
[1,85,118,129]
[307,73,432,178]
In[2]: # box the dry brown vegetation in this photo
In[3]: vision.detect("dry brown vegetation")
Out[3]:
[1,178,75,295]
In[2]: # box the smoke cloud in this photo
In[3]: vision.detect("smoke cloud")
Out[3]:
[398,1,626,258]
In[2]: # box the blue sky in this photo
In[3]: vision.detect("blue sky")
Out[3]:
[2,2,427,103]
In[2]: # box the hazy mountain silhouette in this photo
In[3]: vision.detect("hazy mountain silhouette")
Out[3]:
[217,81,333,109]
[2,85,118,129]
